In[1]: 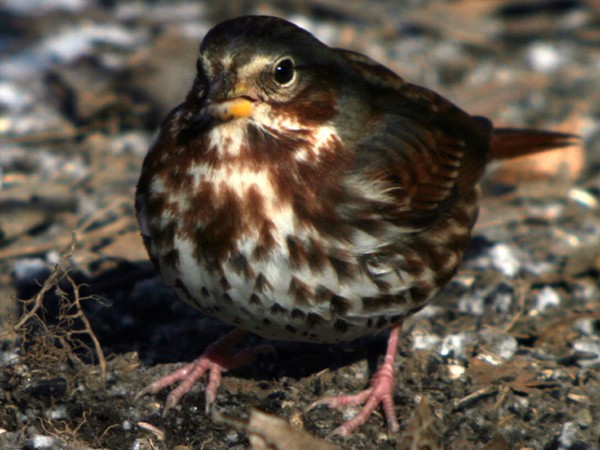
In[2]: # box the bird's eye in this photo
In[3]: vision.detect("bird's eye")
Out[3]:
[273,58,295,86]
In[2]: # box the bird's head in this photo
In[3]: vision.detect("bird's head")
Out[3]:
[188,16,344,129]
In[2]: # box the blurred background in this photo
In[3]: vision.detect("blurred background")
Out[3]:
[0,1,599,449]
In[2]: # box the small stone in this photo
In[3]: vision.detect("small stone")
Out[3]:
[533,286,561,312]
[557,422,578,447]
[568,188,598,209]
[225,430,243,445]
[573,337,600,368]
[411,331,441,352]
[11,258,51,285]
[45,406,67,420]
[574,408,592,429]
[28,435,65,449]
[574,319,595,337]
[440,333,475,360]
[489,244,520,277]
[526,42,564,73]
[447,364,466,380]
[480,329,518,361]
[457,293,485,316]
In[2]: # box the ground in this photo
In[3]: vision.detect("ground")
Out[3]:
[0,1,599,449]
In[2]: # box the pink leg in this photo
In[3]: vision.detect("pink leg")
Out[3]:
[310,324,402,436]
[135,328,274,414]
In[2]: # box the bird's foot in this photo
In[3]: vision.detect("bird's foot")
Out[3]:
[309,325,401,436]
[134,328,274,414]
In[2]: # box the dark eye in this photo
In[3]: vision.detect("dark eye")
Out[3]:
[273,58,295,85]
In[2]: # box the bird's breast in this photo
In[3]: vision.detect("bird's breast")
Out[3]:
[139,120,477,343]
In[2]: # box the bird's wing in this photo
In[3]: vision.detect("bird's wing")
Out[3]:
[336,48,492,231]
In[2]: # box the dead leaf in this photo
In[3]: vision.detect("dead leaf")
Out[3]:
[212,408,341,450]
[399,396,443,450]
[467,356,557,394]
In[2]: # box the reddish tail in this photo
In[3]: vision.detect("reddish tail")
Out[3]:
[489,128,578,161]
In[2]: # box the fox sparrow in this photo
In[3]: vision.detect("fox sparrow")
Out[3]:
[135,16,575,435]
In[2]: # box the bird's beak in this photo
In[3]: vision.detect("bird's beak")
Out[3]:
[204,72,255,121]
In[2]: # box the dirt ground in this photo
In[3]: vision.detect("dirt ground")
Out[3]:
[1,1,599,449]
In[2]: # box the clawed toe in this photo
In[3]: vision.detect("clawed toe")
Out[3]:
[307,325,402,435]
[310,386,399,436]
[133,329,274,414]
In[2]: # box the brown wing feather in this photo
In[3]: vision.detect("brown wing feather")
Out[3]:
[337,48,492,231]
[338,49,578,232]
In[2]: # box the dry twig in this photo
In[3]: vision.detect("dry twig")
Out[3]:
[7,233,107,382]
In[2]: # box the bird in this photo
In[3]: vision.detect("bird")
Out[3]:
[134,15,576,436]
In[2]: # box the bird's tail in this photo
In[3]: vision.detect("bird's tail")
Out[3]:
[489,128,578,161]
